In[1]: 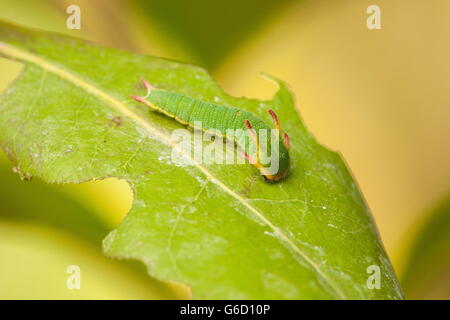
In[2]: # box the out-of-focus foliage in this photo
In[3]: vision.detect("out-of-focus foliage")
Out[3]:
[0,0,176,59]
[0,0,297,69]
[401,195,450,299]
[131,0,297,68]
[0,160,107,243]
[0,221,185,299]
[0,0,62,34]
[0,154,186,299]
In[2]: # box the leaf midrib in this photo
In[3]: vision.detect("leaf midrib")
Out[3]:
[0,41,346,299]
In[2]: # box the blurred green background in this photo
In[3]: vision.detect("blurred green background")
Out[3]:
[0,0,449,299]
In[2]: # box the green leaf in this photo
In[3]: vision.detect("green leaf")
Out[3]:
[401,194,450,299]
[0,21,403,299]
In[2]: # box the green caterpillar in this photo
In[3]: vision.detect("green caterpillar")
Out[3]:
[132,79,291,182]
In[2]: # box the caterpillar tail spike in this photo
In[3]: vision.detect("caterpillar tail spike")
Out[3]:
[284,133,291,150]
[268,109,290,150]
[244,119,262,165]
[244,120,258,145]
[131,95,144,103]
[267,109,280,130]
[131,79,152,103]
[241,150,256,165]
[140,78,153,96]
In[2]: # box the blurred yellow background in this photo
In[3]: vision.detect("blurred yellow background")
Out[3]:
[0,0,449,299]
